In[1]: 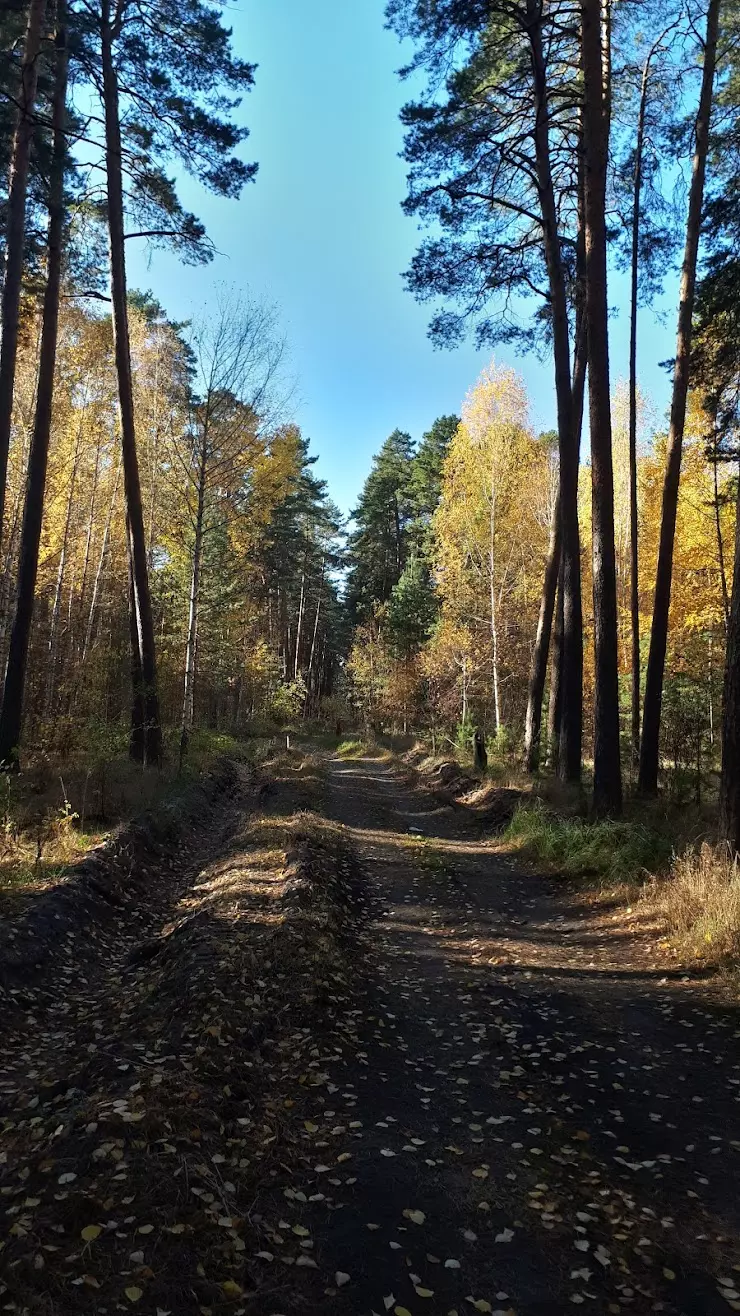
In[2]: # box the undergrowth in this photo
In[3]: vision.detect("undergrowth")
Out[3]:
[503,800,673,884]
[0,727,268,902]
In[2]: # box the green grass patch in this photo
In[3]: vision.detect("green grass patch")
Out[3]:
[503,800,673,884]
[335,739,370,758]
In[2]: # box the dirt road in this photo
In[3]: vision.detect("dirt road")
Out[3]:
[262,751,740,1316]
[2,748,740,1316]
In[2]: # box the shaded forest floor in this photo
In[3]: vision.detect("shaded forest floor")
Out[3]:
[0,731,254,923]
[1,745,740,1315]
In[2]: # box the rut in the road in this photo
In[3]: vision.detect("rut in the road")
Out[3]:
[247,751,740,1316]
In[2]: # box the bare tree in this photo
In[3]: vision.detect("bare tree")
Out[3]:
[174,291,289,760]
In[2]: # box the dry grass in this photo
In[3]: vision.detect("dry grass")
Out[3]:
[649,842,740,963]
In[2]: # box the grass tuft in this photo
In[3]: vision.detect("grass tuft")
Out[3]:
[336,739,368,758]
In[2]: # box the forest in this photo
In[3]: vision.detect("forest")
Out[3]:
[1,0,740,846]
[4,2,740,1314]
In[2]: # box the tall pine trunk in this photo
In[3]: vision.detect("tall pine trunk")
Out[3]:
[582,0,622,814]
[638,0,721,795]
[127,522,145,763]
[0,5,67,768]
[719,475,740,852]
[627,51,650,768]
[0,0,48,550]
[101,3,162,766]
[525,265,588,776]
[547,560,565,766]
[527,0,583,781]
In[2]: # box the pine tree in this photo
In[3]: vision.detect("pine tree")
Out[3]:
[387,557,437,660]
[582,0,622,814]
[613,20,681,765]
[387,0,585,781]
[408,414,458,551]
[72,0,258,763]
[0,0,68,769]
[0,0,48,550]
[346,430,415,621]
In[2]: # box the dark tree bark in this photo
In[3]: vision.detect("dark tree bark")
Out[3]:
[472,727,487,772]
[582,0,622,814]
[524,108,589,781]
[526,0,583,782]
[0,0,48,551]
[101,0,162,766]
[0,4,67,769]
[719,475,740,852]
[638,0,721,795]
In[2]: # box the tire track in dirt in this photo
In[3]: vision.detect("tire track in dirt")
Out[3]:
[256,750,740,1316]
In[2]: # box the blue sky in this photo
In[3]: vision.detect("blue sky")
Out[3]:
[127,0,678,517]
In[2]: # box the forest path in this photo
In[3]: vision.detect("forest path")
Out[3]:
[2,747,740,1316]
[270,750,740,1316]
